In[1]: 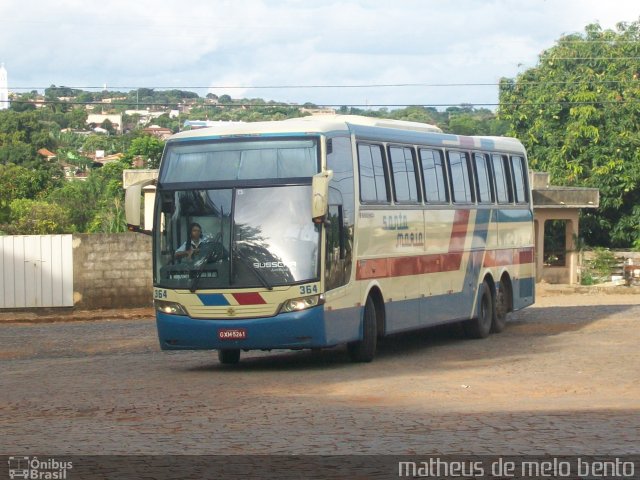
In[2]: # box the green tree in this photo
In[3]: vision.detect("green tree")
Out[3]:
[448,114,484,135]
[101,118,116,135]
[0,163,63,221]
[47,180,98,231]
[82,134,112,155]
[153,113,179,132]
[499,19,640,247]
[88,197,127,233]
[126,135,165,168]
[46,161,129,232]
[0,109,64,165]
[10,101,35,112]
[1,198,73,234]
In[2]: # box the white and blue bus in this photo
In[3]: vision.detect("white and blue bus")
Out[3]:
[126,115,535,364]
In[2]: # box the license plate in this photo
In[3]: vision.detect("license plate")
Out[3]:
[218,328,247,340]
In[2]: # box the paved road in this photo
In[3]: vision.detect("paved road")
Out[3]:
[1,294,639,455]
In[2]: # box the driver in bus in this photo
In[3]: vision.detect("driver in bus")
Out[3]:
[175,222,207,261]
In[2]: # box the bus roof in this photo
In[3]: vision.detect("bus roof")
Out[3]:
[168,115,526,154]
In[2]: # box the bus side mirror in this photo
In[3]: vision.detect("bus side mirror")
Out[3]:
[312,170,333,224]
[125,179,154,235]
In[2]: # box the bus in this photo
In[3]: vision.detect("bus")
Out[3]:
[125,115,535,364]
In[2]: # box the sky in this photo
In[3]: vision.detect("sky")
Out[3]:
[0,0,638,108]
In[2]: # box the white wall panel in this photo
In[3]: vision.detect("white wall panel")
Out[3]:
[0,235,73,308]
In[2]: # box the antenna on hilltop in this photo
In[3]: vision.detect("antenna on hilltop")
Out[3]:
[0,62,9,110]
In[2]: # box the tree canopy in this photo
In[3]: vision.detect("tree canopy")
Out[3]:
[125,135,165,168]
[499,19,640,247]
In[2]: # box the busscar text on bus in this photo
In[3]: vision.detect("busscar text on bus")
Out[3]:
[125,115,535,364]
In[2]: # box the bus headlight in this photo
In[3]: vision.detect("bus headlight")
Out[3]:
[280,294,325,313]
[155,300,188,316]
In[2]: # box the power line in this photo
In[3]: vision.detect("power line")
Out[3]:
[7,78,640,91]
[5,99,640,108]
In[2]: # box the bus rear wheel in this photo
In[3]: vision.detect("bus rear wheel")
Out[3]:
[348,296,377,362]
[492,281,510,333]
[218,349,240,365]
[464,281,493,339]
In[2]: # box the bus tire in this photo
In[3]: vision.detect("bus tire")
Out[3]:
[218,349,240,365]
[464,281,493,339]
[348,296,377,362]
[492,281,510,333]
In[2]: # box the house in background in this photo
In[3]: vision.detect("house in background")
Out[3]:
[37,148,57,161]
[143,125,173,139]
[86,113,123,132]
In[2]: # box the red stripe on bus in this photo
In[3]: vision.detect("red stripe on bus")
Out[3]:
[519,247,534,264]
[232,292,267,305]
[483,247,534,268]
[357,252,463,280]
[357,209,470,280]
[356,248,534,280]
[448,209,470,252]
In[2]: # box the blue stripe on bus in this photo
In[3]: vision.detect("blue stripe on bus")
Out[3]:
[458,209,491,318]
[472,209,491,249]
[386,208,492,333]
[496,208,533,223]
[347,205,534,338]
[479,138,497,150]
[197,294,230,306]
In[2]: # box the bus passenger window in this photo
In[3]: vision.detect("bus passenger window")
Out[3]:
[389,146,419,203]
[491,154,512,204]
[511,156,528,203]
[474,153,493,204]
[447,151,473,203]
[357,144,389,203]
[419,148,448,203]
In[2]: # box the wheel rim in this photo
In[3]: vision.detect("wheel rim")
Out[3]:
[496,288,507,321]
[481,292,491,328]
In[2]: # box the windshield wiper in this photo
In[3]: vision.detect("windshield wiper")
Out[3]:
[232,247,273,291]
[189,250,216,293]
[189,235,225,292]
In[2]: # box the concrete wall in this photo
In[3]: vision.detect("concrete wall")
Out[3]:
[73,233,153,309]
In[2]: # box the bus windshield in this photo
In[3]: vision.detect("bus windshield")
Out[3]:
[160,138,318,183]
[154,186,320,290]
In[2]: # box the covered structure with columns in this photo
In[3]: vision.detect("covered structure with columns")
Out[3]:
[531,172,599,284]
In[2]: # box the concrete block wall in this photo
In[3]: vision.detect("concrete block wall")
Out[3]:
[73,233,153,308]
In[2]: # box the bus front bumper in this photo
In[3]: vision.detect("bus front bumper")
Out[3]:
[156,305,328,350]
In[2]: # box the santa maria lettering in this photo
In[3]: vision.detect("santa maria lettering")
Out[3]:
[382,214,409,230]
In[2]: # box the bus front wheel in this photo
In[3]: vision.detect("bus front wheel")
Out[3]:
[218,349,241,364]
[348,296,377,362]
[464,281,493,339]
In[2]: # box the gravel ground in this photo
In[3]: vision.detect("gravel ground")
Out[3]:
[0,289,638,456]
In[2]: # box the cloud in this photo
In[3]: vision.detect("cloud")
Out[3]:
[0,0,637,106]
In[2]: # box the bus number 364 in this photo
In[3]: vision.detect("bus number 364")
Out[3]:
[300,285,318,295]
